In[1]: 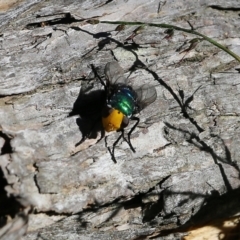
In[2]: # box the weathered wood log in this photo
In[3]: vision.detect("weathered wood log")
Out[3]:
[1,0,240,239]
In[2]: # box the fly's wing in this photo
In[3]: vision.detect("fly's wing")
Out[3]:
[135,84,157,111]
[104,62,127,85]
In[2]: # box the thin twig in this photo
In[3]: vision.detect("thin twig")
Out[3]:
[99,20,240,63]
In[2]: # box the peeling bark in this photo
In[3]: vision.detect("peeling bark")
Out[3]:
[1,0,240,239]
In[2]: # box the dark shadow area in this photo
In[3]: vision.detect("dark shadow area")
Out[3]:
[153,188,240,240]
[69,85,106,146]
[0,131,13,154]
[25,12,82,29]
[0,132,23,227]
[209,5,240,11]
[0,168,23,228]
[34,182,240,240]
[67,180,240,240]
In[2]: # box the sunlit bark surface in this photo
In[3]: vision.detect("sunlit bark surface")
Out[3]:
[1,0,240,239]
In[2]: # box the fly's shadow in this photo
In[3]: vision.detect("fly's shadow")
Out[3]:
[69,76,106,147]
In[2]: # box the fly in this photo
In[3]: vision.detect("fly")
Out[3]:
[94,61,157,162]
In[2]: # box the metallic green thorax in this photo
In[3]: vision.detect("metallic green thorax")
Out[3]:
[109,87,136,117]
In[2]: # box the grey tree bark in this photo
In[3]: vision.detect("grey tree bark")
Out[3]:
[1,0,240,239]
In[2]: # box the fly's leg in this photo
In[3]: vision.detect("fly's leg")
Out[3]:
[76,130,104,147]
[125,116,139,153]
[96,126,105,144]
[106,116,138,162]
[75,136,87,147]
[105,130,124,163]
[90,64,107,90]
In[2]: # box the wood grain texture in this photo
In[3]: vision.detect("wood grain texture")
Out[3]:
[1,0,240,239]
